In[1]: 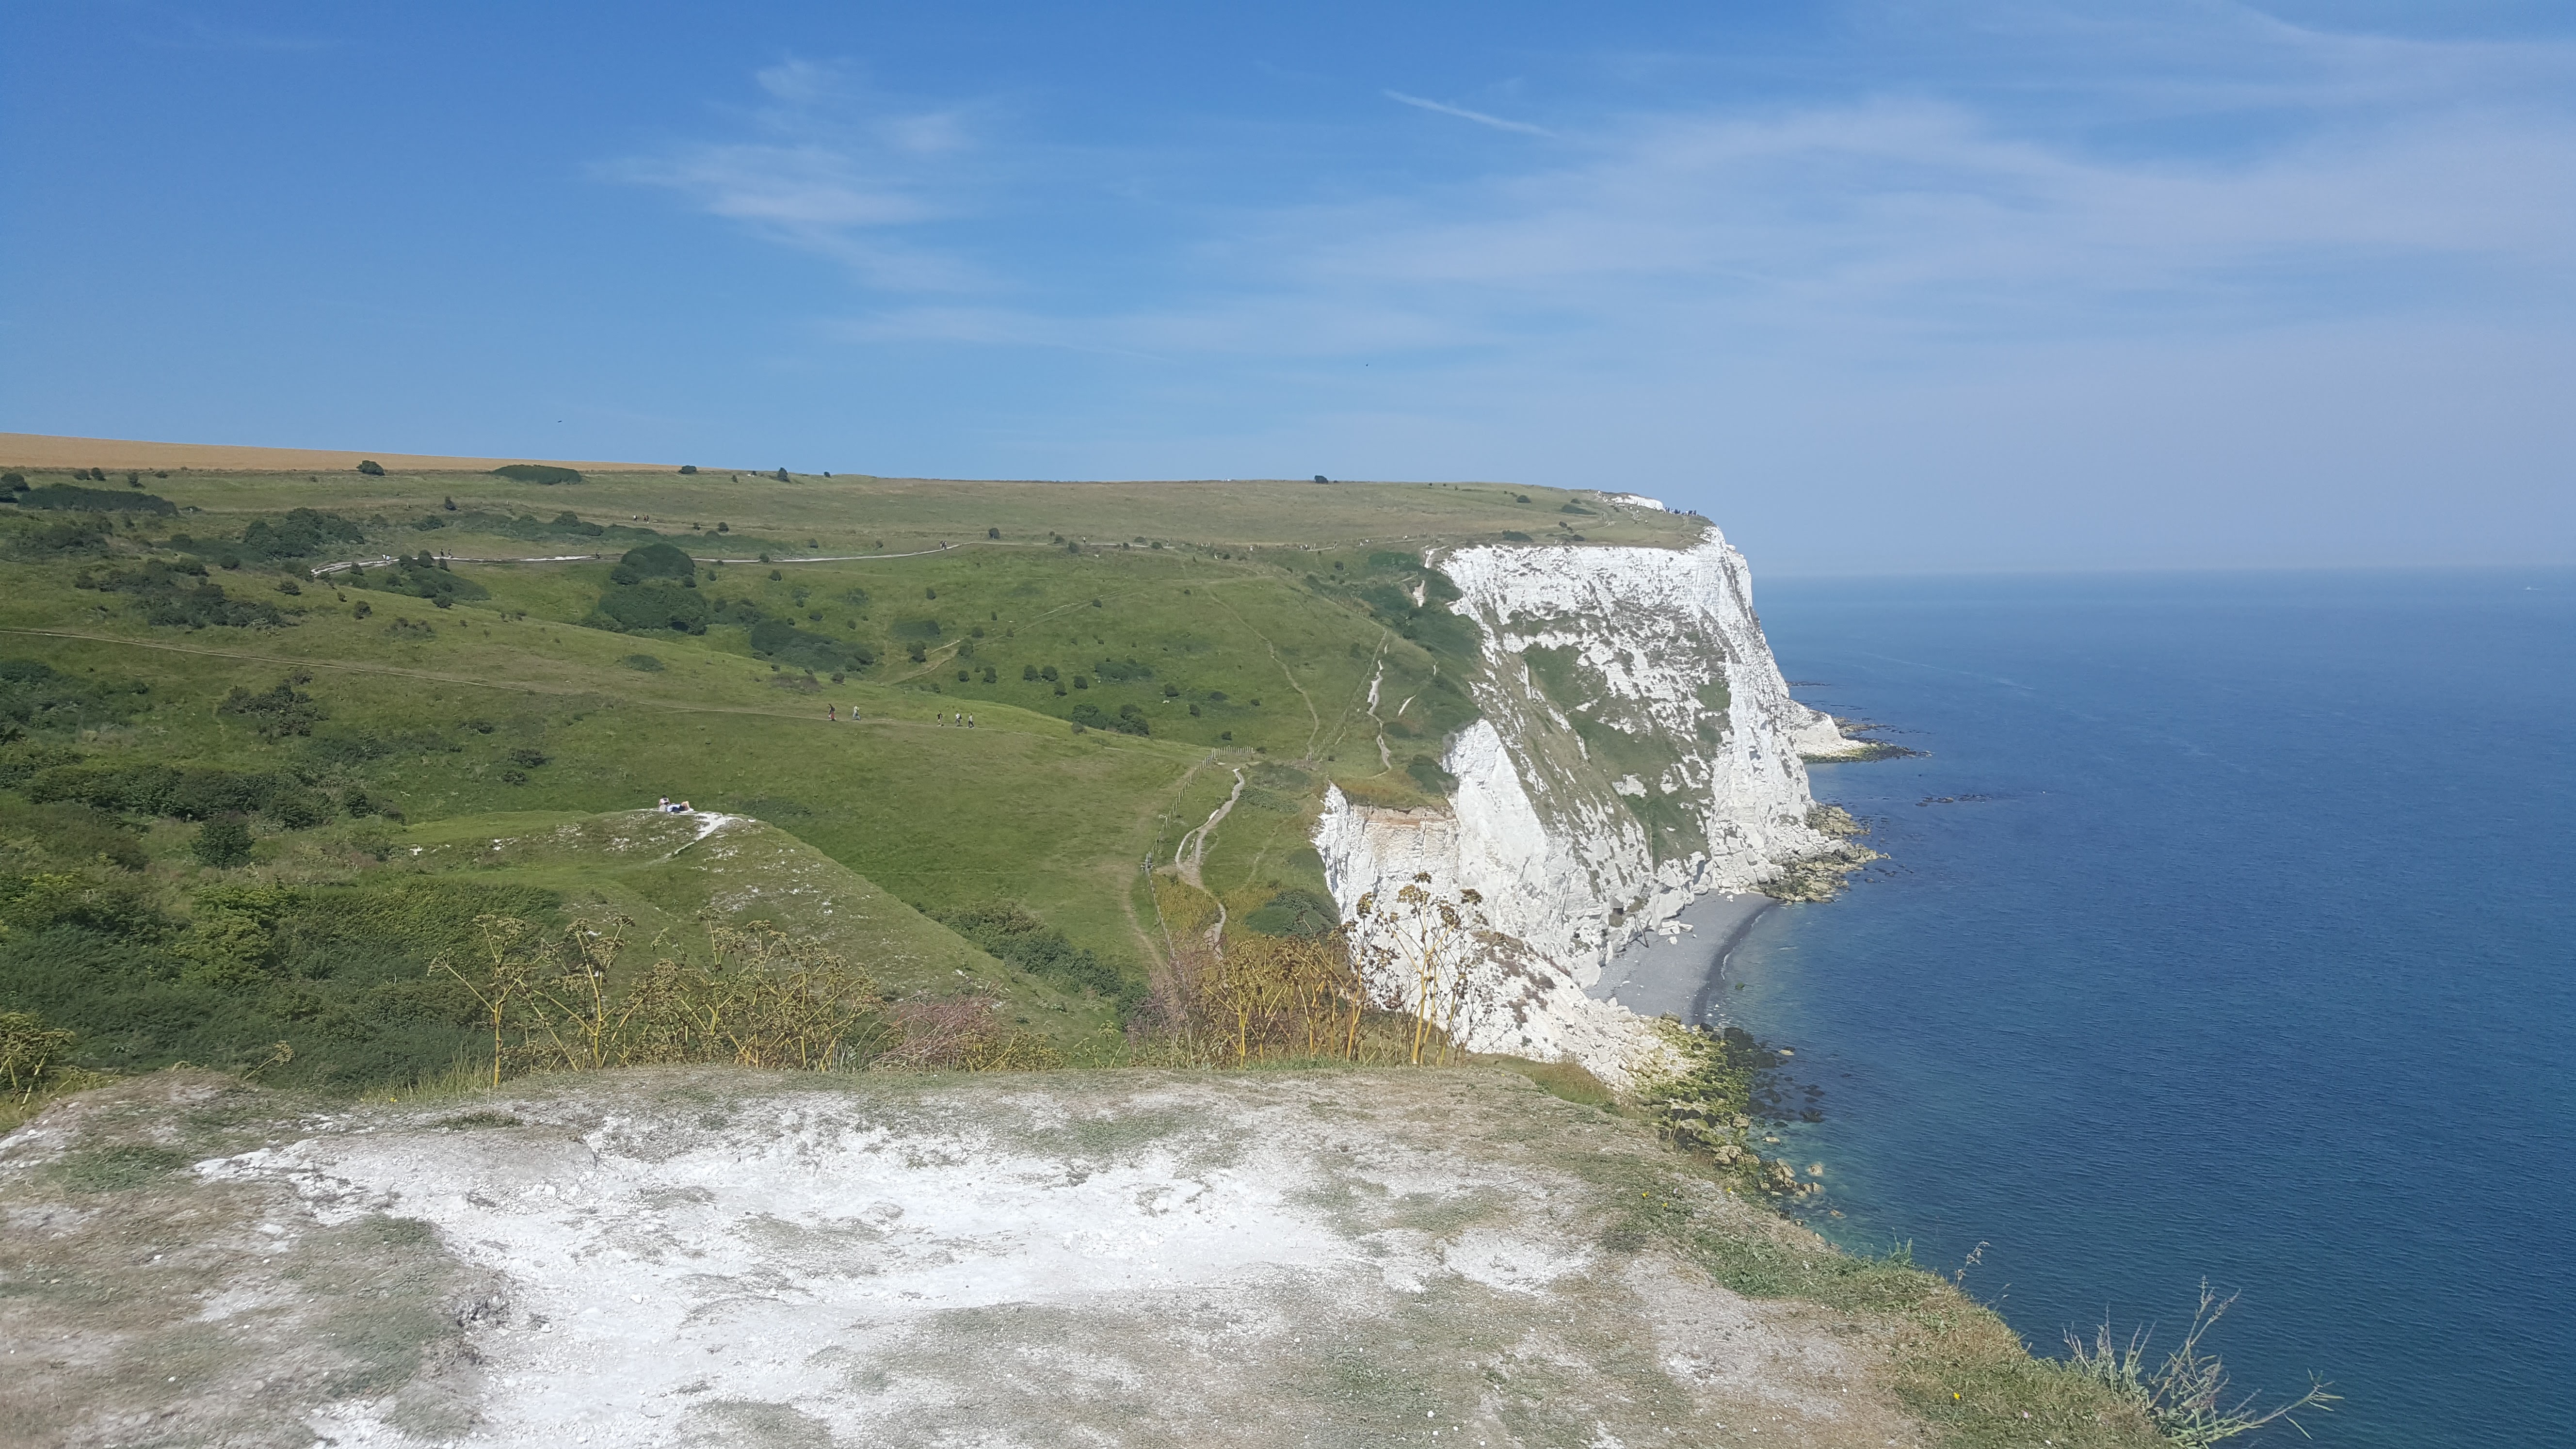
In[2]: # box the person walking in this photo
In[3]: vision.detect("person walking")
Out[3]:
[827,704,836,722]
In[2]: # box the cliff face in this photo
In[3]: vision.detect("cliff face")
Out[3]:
[1313,530,1850,1081]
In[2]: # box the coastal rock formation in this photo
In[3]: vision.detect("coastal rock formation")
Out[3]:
[1315,532,1853,1082]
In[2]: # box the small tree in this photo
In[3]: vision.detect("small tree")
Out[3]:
[986,526,999,538]
[679,464,699,475]
[773,467,790,482]
[190,817,254,869]
[357,459,385,476]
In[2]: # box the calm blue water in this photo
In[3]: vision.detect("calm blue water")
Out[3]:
[1721,569,2574,1449]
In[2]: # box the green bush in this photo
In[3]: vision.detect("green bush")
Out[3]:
[1406,754,1459,794]
[1241,887,1340,938]
[0,659,151,735]
[0,875,555,1088]
[191,817,253,868]
[593,580,712,634]
[356,459,386,476]
[77,561,284,628]
[16,484,177,515]
[938,904,1132,1002]
[750,616,870,671]
[216,674,326,740]
[231,508,365,561]
[614,542,696,580]
[492,464,583,484]
[27,760,314,822]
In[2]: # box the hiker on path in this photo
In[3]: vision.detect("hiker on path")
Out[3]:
[827,705,836,722]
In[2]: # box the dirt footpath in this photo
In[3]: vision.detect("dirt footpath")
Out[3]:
[1,1068,1926,1449]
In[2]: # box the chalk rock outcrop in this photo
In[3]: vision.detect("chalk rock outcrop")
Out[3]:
[1314,531,1849,1084]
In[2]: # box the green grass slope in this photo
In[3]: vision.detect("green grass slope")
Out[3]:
[397,809,1119,1046]
[0,461,1700,1090]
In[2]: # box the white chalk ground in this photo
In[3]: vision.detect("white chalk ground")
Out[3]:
[5,1069,1925,1449]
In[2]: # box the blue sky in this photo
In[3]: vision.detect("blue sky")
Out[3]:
[4,1,2570,572]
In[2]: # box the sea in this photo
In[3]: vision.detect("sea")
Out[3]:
[1709,568,2573,1449]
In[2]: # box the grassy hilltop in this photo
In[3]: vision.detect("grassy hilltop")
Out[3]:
[0,457,1694,1091]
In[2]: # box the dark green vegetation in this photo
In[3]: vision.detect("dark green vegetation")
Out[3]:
[492,463,582,484]
[0,463,1694,1098]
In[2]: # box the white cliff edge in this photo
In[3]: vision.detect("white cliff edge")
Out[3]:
[1312,529,1854,1088]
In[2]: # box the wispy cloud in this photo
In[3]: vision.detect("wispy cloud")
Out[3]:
[606,12,2576,568]
[1384,90,1554,137]
[601,59,991,291]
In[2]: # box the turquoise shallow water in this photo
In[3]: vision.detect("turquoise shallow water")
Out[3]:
[1713,569,2574,1449]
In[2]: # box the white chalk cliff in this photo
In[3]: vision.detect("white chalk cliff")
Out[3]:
[1313,528,1855,1085]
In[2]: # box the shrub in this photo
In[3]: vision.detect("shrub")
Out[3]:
[75,562,281,628]
[773,467,790,482]
[16,484,177,515]
[356,459,386,476]
[612,542,694,580]
[0,659,150,734]
[217,674,326,740]
[350,554,486,605]
[191,817,254,868]
[0,472,24,491]
[28,761,300,820]
[937,904,1130,1000]
[678,465,699,475]
[1242,887,1340,938]
[492,464,582,484]
[592,582,710,634]
[749,617,870,672]
[621,653,665,672]
[986,527,999,538]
